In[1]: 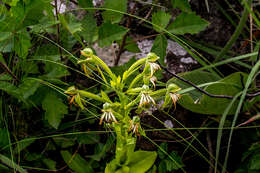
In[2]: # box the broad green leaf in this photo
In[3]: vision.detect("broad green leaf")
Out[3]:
[171,0,191,12]
[127,150,157,173]
[152,11,171,32]
[0,154,28,173]
[151,34,168,65]
[42,93,68,129]
[167,12,209,35]
[167,71,220,100]
[14,30,31,58]
[102,0,127,23]
[80,13,98,43]
[17,78,40,99]
[98,23,128,47]
[168,72,248,115]
[61,150,94,173]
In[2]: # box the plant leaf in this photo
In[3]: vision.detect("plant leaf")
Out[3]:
[151,34,168,65]
[127,150,157,173]
[80,13,98,43]
[171,0,191,12]
[17,78,40,99]
[61,150,94,173]
[168,72,249,115]
[167,12,209,35]
[14,29,31,58]
[98,23,128,47]
[102,0,127,23]
[152,11,171,32]
[42,93,68,129]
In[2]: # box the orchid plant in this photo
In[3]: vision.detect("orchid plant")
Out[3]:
[64,48,181,173]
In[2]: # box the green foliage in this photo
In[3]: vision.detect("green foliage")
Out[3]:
[102,0,127,24]
[167,12,209,35]
[61,150,95,173]
[157,143,184,173]
[151,34,168,65]
[98,23,129,47]
[152,11,171,32]
[42,93,68,129]
[168,72,249,114]
[171,0,191,12]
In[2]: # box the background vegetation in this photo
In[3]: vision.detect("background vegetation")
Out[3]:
[0,0,259,172]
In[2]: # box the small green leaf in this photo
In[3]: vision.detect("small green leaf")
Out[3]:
[98,23,128,47]
[42,93,68,129]
[167,12,209,35]
[152,11,171,32]
[61,150,94,173]
[127,150,157,173]
[102,0,127,23]
[151,34,168,65]
[171,0,191,12]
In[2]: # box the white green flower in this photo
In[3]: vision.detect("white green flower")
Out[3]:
[99,109,117,125]
[139,92,156,107]
[149,62,161,76]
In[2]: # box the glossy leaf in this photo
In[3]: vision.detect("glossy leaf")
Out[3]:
[151,34,168,65]
[127,151,157,173]
[61,150,94,173]
[98,23,128,47]
[42,93,68,129]
[167,12,209,35]
[102,0,127,23]
[152,11,171,32]
[168,72,248,115]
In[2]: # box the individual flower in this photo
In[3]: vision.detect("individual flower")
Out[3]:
[169,93,181,109]
[149,62,161,76]
[99,109,117,125]
[99,103,117,125]
[139,92,156,107]
[150,76,157,88]
[128,116,141,136]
